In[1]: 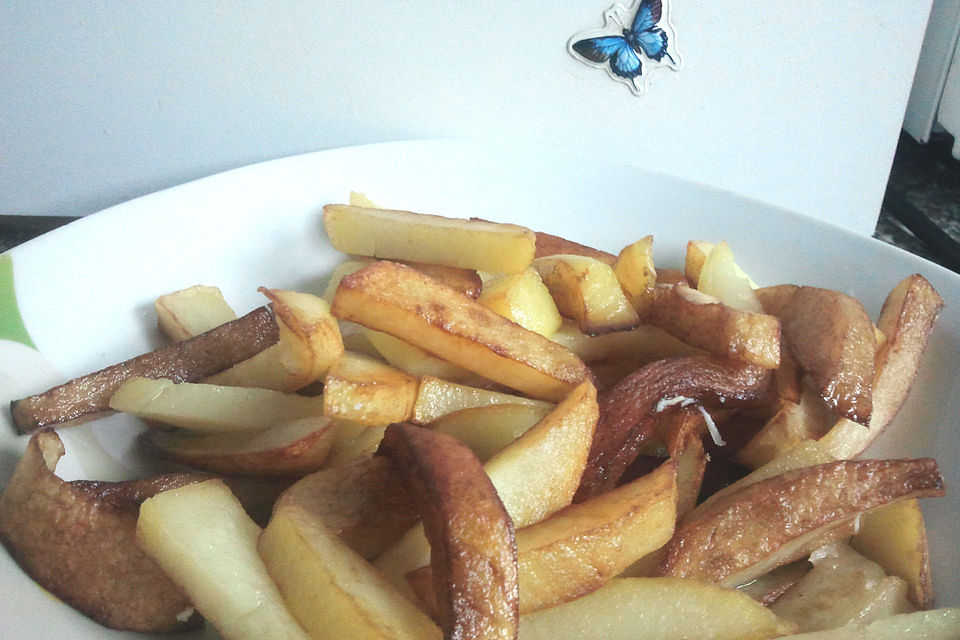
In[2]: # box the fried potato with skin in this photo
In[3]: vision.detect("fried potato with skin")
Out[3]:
[478,267,563,337]
[275,457,418,560]
[737,387,835,469]
[819,274,944,458]
[379,424,518,640]
[326,258,482,302]
[613,236,656,317]
[576,355,772,501]
[137,480,312,640]
[324,204,536,273]
[779,286,876,425]
[534,230,617,265]
[0,432,201,632]
[696,241,764,313]
[549,319,700,363]
[646,285,780,369]
[654,268,689,286]
[10,306,279,434]
[851,498,934,609]
[141,416,338,477]
[658,458,945,587]
[332,261,590,401]
[155,284,237,341]
[735,561,810,606]
[412,375,553,425]
[684,240,715,287]
[208,288,344,392]
[109,377,325,433]
[518,578,798,640]
[534,255,640,335]
[323,352,419,426]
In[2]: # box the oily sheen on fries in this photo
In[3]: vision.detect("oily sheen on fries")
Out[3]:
[380,424,518,640]
[647,285,780,368]
[658,458,945,587]
[576,355,771,500]
[331,260,590,401]
[10,306,279,434]
[324,204,536,273]
[0,432,200,633]
[323,352,419,426]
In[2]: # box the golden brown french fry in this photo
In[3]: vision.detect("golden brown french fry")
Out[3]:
[684,240,715,287]
[478,267,563,337]
[549,320,700,364]
[324,204,536,273]
[323,352,419,426]
[737,387,835,469]
[614,236,656,316]
[331,261,590,401]
[412,376,553,425]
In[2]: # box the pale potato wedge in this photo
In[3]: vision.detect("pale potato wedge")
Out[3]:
[478,267,563,337]
[141,416,337,476]
[684,240,715,287]
[332,261,590,401]
[738,387,835,469]
[155,284,237,342]
[534,254,640,335]
[518,578,798,640]
[274,457,418,560]
[324,204,535,273]
[323,352,419,426]
[364,328,485,385]
[613,236,656,316]
[412,376,553,425]
[549,319,700,363]
[533,231,617,265]
[10,306,279,434]
[647,285,780,369]
[771,544,911,632]
[323,421,388,468]
[259,502,441,640]
[851,498,934,609]
[658,458,944,587]
[819,274,943,458]
[375,380,597,595]
[429,403,552,461]
[697,241,764,313]
[137,480,312,640]
[109,377,325,433]
[735,561,810,606]
[208,289,344,392]
[780,286,876,425]
[774,609,960,639]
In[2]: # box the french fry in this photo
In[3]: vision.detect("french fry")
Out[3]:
[324,204,536,273]
[365,328,487,385]
[549,319,700,363]
[534,254,640,335]
[323,352,419,426]
[696,241,763,313]
[737,387,835,469]
[478,267,563,337]
[323,421,388,468]
[332,261,590,401]
[412,376,552,425]
[428,403,552,461]
[534,231,617,265]
[613,236,657,316]
[155,284,237,341]
[684,240,715,287]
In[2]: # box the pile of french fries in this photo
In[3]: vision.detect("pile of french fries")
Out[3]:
[1,193,958,640]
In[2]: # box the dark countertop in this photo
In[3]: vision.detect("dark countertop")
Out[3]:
[3,132,960,270]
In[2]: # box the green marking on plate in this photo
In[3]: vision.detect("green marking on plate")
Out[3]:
[0,254,36,349]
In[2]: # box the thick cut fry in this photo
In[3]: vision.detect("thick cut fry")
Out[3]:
[0,432,200,632]
[518,578,798,640]
[819,274,943,458]
[614,236,656,316]
[697,241,764,313]
[365,328,488,385]
[576,355,771,501]
[658,458,945,587]
[549,319,701,363]
[737,388,835,469]
[274,457,418,560]
[10,306,279,434]
[478,267,563,337]
[851,498,934,609]
[155,284,237,341]
[429,404,552,461]
[332,261,589,401]
[534,255,640,335]
[323,421,388,468]
[684,240,715,287]
[137,480,312,640]
[379,424,518,640]
[208,289,343,392]
[109,377,325,433]
[323,352,419,426]
[647,285,781,368]
[773,609,960,639]
[780,286,876,425]
[412,376,553,425]
[141,416,337,476]
[323,259,374,302]
[533,231,617,265]
[326,258,482,301]
[324,204,536,273]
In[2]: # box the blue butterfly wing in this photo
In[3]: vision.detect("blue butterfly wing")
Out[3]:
[635,27,669,61]
[572,36,629,64]
[631,0,663,34]
[609,43,643,78]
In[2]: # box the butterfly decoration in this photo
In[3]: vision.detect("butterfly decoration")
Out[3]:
[568,0,680,95]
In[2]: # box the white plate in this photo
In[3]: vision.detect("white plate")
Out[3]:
[1,139,957,638]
